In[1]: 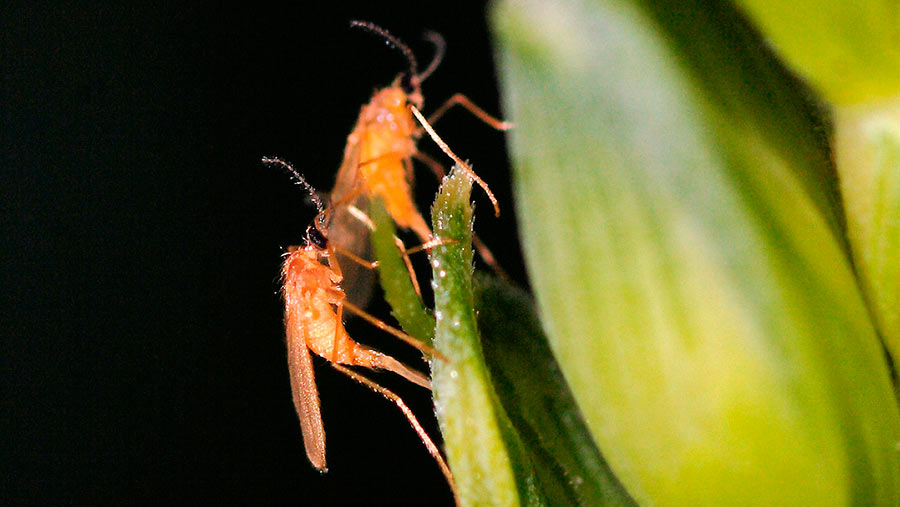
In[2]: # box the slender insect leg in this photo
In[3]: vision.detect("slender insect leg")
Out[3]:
[345,205,376,231]
[332,303,344,363]
[329,363,457,500]
[402,237,458,256]
[394,236,423,299]
[393,233,459,301]
[403,152,416,182]
[471,235,511,282]
[413,151,446,180]
[409,105,500,217]
[325,247,347,363]
[343,300,447,362]
[424,93,514,132]
[357,150,408,169]
[332,243,379,269]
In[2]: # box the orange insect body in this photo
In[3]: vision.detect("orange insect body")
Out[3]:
[351,84,431,241]
[265,153,449,480]
[332,21,506,263]
[281,241,431,471]
[282,244,428,387]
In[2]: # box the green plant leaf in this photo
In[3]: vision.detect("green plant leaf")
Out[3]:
[492,0,900,503]
[429,166,544,506]
[729,0,900,105]
[834,100,900,373]
[727,0,900,370]
[369,196,436,345]
[632,0,845,251]
[475,274,635,506]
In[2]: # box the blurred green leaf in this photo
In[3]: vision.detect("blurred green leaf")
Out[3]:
[728,0,900,369]
[834,100,900,372]
[730,0,900,105]
[475,274,635,506]
[492,0,900,503]
[633,0,845,251]
[429,167,544,506]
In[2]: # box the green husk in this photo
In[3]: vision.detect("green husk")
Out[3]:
[729,0,900,373]
[730,0,900,106]
[834,100,900,373]
[475,274,635,506]
[492,0,900,503]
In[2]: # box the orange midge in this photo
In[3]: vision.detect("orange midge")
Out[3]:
[331,21,512,247]
[263,156,454,491]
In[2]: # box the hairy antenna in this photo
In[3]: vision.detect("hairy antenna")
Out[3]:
[349,20,419,85]
[262,156,326,218]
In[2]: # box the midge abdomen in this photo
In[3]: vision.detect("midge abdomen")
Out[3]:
[354,86,427,239]
[281,245,429,387]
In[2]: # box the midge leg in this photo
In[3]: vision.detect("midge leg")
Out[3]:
[357,150,409,169]
[343,300,447,362]
[338,203,456,301]
[393,235,459,299]
[410,105,500,217]
[332,303,345,363]
[329,363,458,502]
[344,204,376,232]
[414,147,511,281]
[425,93,515,132]
[472,235,510,282]
[332,243,379,270]
[327,252,347,364]
[413,151,446,180]
[395,236,423,299]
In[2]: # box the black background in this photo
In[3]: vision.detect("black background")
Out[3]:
[3,2,526,504]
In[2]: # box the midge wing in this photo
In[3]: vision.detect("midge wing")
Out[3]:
[329,133,376,309]
[285,302,327,471]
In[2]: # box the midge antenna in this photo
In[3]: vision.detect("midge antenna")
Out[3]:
[349,20,445,106]
[418,30,446,82]
[349,20,420,80]
[262,156,327,226]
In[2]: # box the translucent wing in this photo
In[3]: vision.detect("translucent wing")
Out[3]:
[285,302,327,471]
[329,131,376,309]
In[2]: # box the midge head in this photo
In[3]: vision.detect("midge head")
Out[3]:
[305,224,328,251]
[349,20,446,110]
[261,156,330,242]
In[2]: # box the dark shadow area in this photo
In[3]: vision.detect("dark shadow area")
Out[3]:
[2,2,526,504]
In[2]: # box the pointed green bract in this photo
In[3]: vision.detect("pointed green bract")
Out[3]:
[492,0,900,503]
[374,172,631,504]
[429,167,544,506]
[369,197,435,345]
